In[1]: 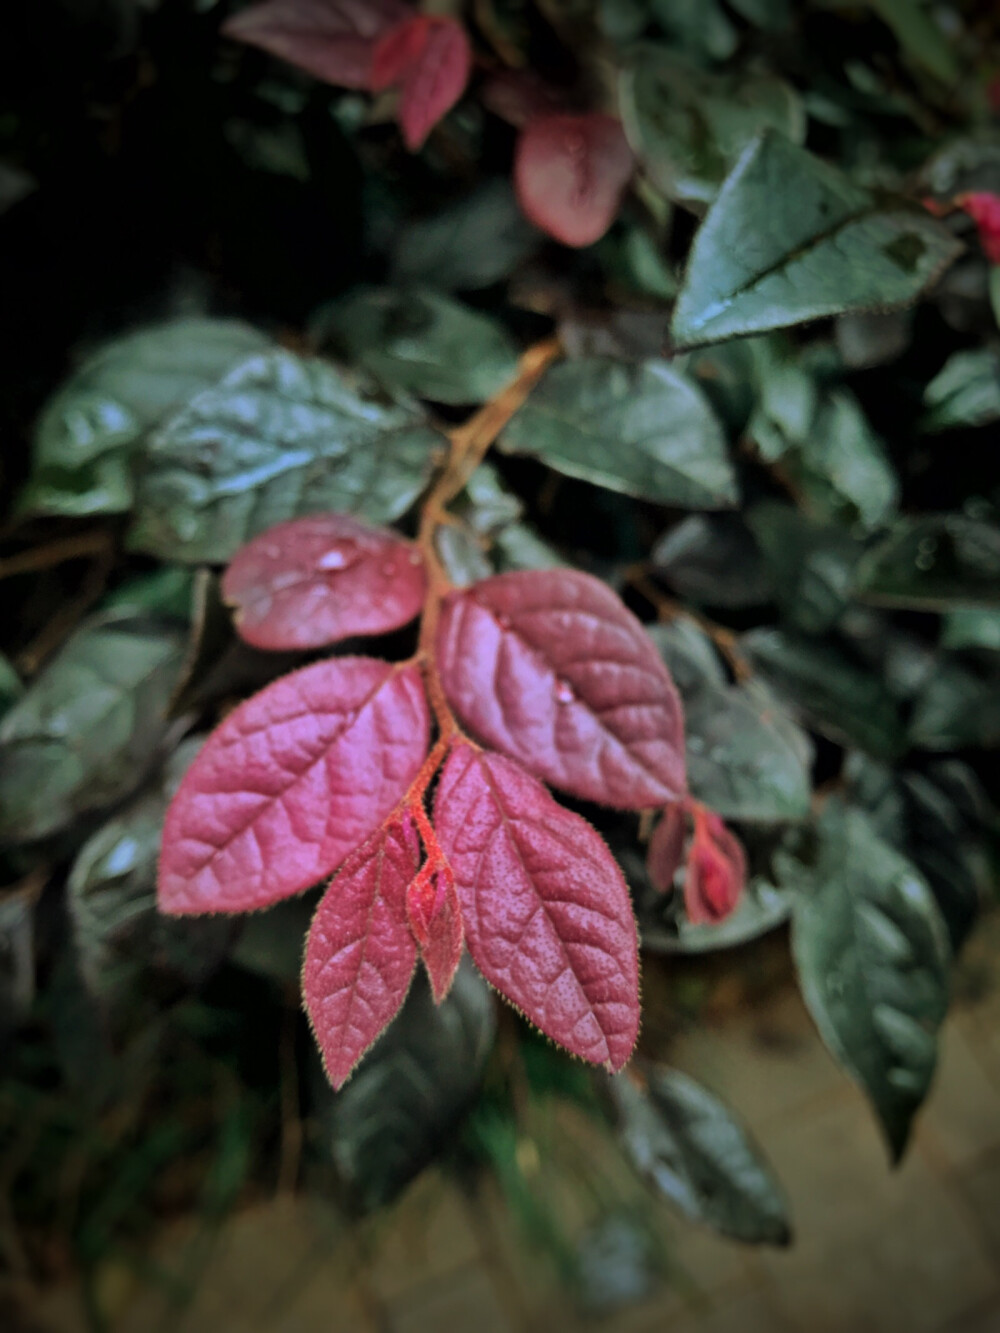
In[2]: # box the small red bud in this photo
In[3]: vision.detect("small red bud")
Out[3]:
[684,804,746,926]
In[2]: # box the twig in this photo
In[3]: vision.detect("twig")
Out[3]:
[0,530,113,581]
[627,567,753,683]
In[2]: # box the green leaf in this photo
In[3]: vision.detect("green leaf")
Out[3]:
[743,628,905,758]
[21,319,272,517]
[908,657,1000,749]
[671,133,962,348]
[650,514,772,609]
[867,0,958,85]
[620,52,804,207]
[789,389,898,531]
[315,963,496,1209]
[0,654,23,718]
[650,624,812,820]
[788,801,951,1159]
[499,358,737,508]
[129,350,444,563]
[67,738,232,1016]
[648,0,739,60]
[101,568,195,620]
[747,501,862,635]
[921,349,1000,432]
[0,614,186,843]
[611,1068,791,1244]
[315,287,520,406]
[942,608,1000,651]
[856,515,1000,610]
[391,180,539,292]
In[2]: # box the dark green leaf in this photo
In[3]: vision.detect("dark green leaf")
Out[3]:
[315,963,496,1209]
[747,501,862,635]
[942,608,1000,651]
[672,133,962,348]
[921,350,1000,432]
[316,287,520,406]
[650,514,772,609]
[0,614,186,843]
[391,180,539,292]
[611,1068,791,1244]
[857,515,1000,610]
[620,52,804,206]
[499,358,737,508]
[101,568,195,620]
[648,0,739,60]
[599,223,678,302]
[0,885,35,1032]
[129,350,444,563]
[21,319,272,517]
[0,654,23,717]
[835,309,913,371]
[788,801,950,1159]
[789,389,898,531]
[867,0,958,84]
[743,628,905,758]
[67,738,233,1015]
[909,657,1000,749]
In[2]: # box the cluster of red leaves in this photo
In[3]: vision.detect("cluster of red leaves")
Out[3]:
[158,511,725,1088]
[223,0,634,247]
[646,798,747,926]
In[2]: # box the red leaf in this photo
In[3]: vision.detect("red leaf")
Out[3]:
[158,658,429,914]
[223,0,410,90]
[303,817,420,1089]
[647,802,687,894]
[370,14,430,92]
[514,113,634,248]
[396,17,472,150]
[221,513,427,651]
[957,191,1000,264]
[436,570,686,809]
[434,743,640,1071]
[405,858,464,1002]
[480,69,568,129]
[684,804,746,926]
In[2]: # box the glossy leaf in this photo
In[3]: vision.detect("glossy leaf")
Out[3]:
[744,629,904,759]
[406,860,464,1003]
[499,359,736,510]
[221,513,426,651]
[619,52,804,206]
[747,501,862,635]
[393,17,472,150]
[318,287,519,406]
[789,389,899,532]
[869,0,958,84]
[789,802,950,1159]
[222,0,409,90]
[67,739,232,1014]
[303,818,421,1090]
[908,658,1000,750]
[515,114,634,249]
[0,613,185,843]
[316,962,496,1208]
[391,179,539,292]
[21,319,271,517]
[437,570,686,808]
[921,349,1000,432]
[672,133,962,348]
[434,744,641,1071]
[651,514,771,610]
[158,658,429,914]
[612,1069,791,1244]
[130,350,443,563]
[856,516,1000,610]
[942,608,1000,652]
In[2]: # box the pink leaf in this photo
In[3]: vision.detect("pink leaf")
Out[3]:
[396,17,472,150]
[684,804,746,926]
[303,817,420,1089]
[436,570,686,809]
[647,802,687,894]
[434,743,640,1071]
[158,658,429,914]
[405,858,464,1003]
[221,513,427,652]
[222,0,410,90]
[957,191,1000,264]
[370,14,430,92]
[514,113,634,248]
